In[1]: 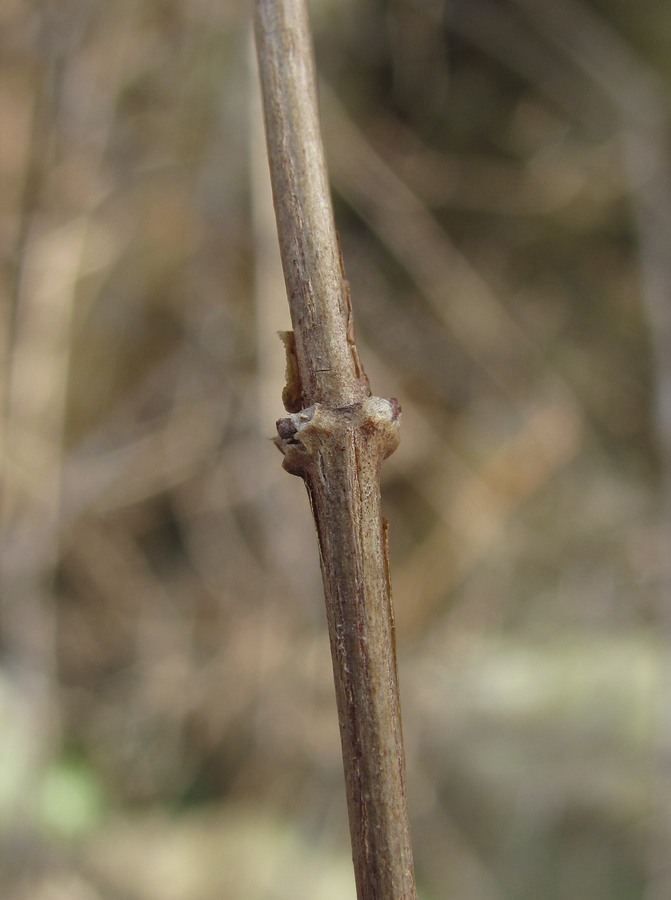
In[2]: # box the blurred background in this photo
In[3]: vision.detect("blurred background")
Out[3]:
[2,0,671,897]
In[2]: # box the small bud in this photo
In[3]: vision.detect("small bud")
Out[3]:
[277,417,297,441]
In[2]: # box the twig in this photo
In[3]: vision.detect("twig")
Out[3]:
[253,1,416,896]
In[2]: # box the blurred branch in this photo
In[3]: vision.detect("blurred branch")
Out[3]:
[321,83,593,421]
[508,2,671,896]
[253,0,416,896]
[1,106,73,827]
[396,399,582,632]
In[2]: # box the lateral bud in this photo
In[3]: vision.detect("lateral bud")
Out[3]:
[275,396,401,477]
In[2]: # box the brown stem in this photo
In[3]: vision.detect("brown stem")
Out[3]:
[253,1,416,897]
[252,0,368,411]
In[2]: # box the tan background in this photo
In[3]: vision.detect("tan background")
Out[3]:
[2,0,671,897]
